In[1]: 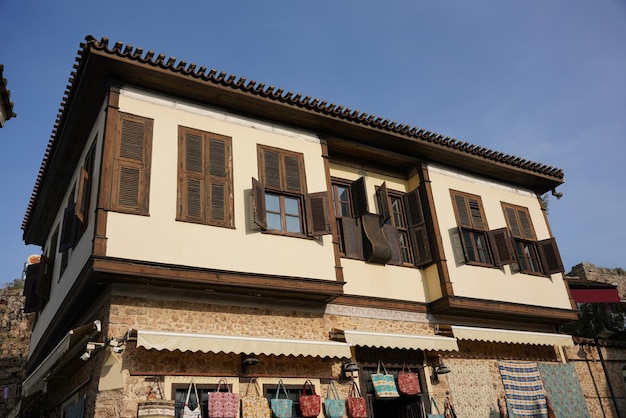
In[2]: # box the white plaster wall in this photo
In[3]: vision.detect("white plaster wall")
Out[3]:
[428,164,572,309]
[104,89,336,280]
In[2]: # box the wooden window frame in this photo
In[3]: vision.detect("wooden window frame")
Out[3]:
[110,112,153,215]
[177,126,234,228]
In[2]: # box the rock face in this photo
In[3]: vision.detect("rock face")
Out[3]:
[0,279,35,416]
[569,263,626,300]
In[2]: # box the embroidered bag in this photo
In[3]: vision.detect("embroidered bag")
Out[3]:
[371,361,399,399]
[298,379,321,418]
[428,397,444,418]
[208,378,239,418]
[240,378,271,418]
[323,381,345,418]
[346,380,367,418]
[182,380,202,418]
[270,380,293,418]
[398,363,421,395]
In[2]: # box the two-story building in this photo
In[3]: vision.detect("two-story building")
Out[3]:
[18,36,587,417]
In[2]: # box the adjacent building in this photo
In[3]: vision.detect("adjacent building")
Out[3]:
[0,64,17,128]
[18,36,586,417]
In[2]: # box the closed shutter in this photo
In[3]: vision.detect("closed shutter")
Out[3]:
[350,177,368,217]
[284,155,302,193]
[306,192,332,236]
[75,167,90,223]
[489,227,516,266]
[341,216,363,259]
[59,203,79,252]
[537,237,564,274]
[405,187,433,267]
[262,148,281,190]
[179,131,205,223]
[208,137,231,226]
[503,204,536,240]
[252,177,267,230]
[111,113,152,214]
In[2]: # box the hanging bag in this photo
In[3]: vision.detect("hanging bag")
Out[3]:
[299,379,321,418]
[182,380,202,418]
[398,363,421,395]
[240,378,271,418]
[371,361,399,399]
[346,380,367,418]
[208,378,239,418]
[323,381,345,418]
[270,380,293,418]
[428,397,444,418]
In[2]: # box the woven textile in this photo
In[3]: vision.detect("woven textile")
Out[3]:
[446,359,500,418]
[537,363,591,417]
[498,361,548,418]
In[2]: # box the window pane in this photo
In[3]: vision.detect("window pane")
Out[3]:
[267,213,281,230]
[266,194,280,212]
[284,197,300,216]
[286,214,302,233]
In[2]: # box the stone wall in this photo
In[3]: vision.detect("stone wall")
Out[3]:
[569,262,626,300]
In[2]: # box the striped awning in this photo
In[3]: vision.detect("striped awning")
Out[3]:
[331,329,459,352]
[136,330,352,359]
[451,325,574,346]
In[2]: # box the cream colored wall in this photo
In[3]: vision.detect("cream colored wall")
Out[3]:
[104,88,335,280]
[328,164,428,303]
[428,164,572,309]
[28,105,106,354]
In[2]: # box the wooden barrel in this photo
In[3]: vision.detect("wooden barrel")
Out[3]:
[137,400,176,418]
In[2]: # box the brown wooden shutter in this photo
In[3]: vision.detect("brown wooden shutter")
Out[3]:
[518,209,535,240]
[75,167,89,223]
[23,263,42,313]
[59,203,79,252]
[262,148,281,190]
[306,192,332,236]
[341,216,363,259]
[376,182,391,223]
[111,113,152,214]
[454,194,472,228]
[504,206,521,238]
[468,198,485,230]
[284,154,302,193]
[35,255,53,301]
[489,227,516,266]
[252,177,267,230]
[208,137,231,226]
[405,187,433,267]
[350,177,368,217]
[382,223,402,265]
[537,237,564,274]
[179,131,205,223]
[361,213,392,264]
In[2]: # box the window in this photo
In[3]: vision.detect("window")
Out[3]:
[451,190,515,267]
[331,177,365,259]
[377,183,433,267]
[110,112,153,215]
[177,127,234,228]
[502,202,564,275]
[253,145,331,237]
[76,141,96,231]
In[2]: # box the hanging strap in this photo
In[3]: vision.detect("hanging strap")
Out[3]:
[215,378,231,393]
[377,360,388,375]
[245,378,262,397]
[275,379,289,399]
[430,397,440,415]
[349,379,362,398]
[302,379,316,395]
[185,380,200,408]
[402,362,412,373]
[327,381,340,400]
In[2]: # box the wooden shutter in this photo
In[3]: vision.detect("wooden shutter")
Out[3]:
[252,177,267,230]
[179,131,205,223]
[284,154,302,193]
[23,263,42,313]
[350,177,368,217]
[341,216,363,259]
[538,237,564,274]
[382,223,402,265]
[361,213,392,264]
[405,187,433,267]
[111,113,152,214]
[35,255,53,301]
[306,192,332,236]
[59,203,79,252]
[376,182,391,223]
[489,227,516,266]
[208,136,232,226]
[261,148,281,190]
[75,167,89,223]
[452,191,486,230]
[503,203,536,240]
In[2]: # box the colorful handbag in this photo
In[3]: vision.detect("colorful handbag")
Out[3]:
[208,378,239,418]
[398,363,421,395]
[298,379,321,418]
[182,379,202,418]
[346,380,367,418]
[270,380,293,418]
[240,378,271,418]
[371,361,399,399]
[323,381,345,418]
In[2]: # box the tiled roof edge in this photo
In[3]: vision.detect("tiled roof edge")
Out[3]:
[0,64,17,120]
[21,35,565,233]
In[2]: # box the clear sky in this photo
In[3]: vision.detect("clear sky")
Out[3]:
[1,1,624,284]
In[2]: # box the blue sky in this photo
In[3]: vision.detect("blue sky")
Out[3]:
[1,1,624,283]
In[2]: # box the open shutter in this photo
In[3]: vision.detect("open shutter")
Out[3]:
[75,167,90,223]
[252,177,267,230]
[350,177,368,217]
[23,263,42,313]
[376,182,391,223]
[537,237,564,275]
[341,217,363,259]
[361,213,392,264]
[489,227,516,266]
[112,114,152,214]
[306,192,332,236]
[35,255,53,301]
[382,224,402,265]
[59,203,79,252]
[404,187,433,267]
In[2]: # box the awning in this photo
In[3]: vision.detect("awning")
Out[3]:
[570,288,621,303]
[136,330,352,359]
[451,325,574,347]
[331,329,459,352]
[22,320,101,397]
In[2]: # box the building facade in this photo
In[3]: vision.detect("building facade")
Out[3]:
[0,64,17,128]
[18,36,586,417]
